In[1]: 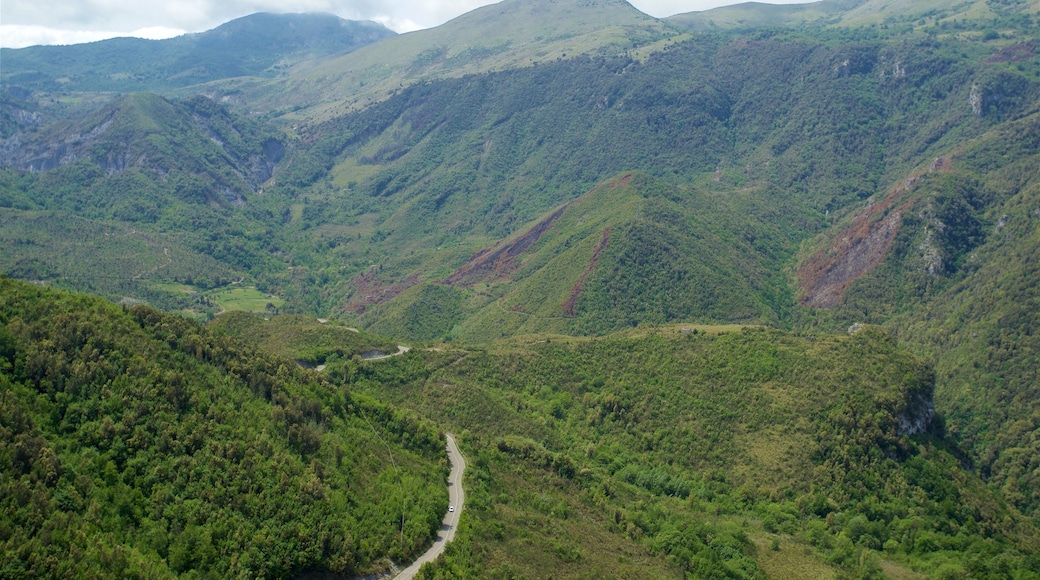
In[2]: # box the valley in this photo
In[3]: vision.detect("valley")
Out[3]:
[3,0,1040,577]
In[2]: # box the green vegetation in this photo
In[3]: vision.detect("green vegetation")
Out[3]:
[328,327,1040,578]
[206,286,284,314]
[364,284,466,342]
[2,0,1040,575]
[796,109,1040,516]
[0,278,445,577]
[207,311,397,365]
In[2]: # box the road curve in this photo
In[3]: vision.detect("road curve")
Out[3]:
[394,433,466,580]
[364,345,412,361]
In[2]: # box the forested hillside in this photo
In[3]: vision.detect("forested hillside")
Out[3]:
[0,278,445,577]
[0,93,291,317]
[297,324,1040,578]
[794,108,1040,516]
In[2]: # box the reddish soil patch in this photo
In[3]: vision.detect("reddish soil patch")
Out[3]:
[987,42,1036,64]
[797,205,908,308]
[444,205,569,286]
[344,271,419,314]
[443,173,634,287]
[797,158,952,308]
[563,227,611,317]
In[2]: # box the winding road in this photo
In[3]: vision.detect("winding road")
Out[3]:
[393,433,466,580]
[363,345,412,361]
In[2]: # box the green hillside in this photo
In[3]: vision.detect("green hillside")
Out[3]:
[2,92,283,201]
[793,108,1040,515]
[0,278,445,577]
[359,172,804,341]
[0,93,292,316]
[271,19,1037,328]
[326,326,1040,578]
[206,0,672,121]
[668,0,1035,31]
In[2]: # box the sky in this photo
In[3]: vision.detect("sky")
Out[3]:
[1,0,810,49]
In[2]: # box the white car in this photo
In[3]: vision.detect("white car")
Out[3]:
[449,505,455,513]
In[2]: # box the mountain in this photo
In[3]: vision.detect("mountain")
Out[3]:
[360,172,803,341]
[0,93,290,316]
[668,0,1034,31]
[0,278,446,577]
[0,13,395,94]
[196,0,673,120]
[1,92,283,198]
[271,19,1036,327]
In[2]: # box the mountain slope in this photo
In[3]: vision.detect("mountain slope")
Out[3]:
[330,326,1040,578]
[0,13,395,94]
[794,108,1040,514]
[1,92,284,203]
[0,93,292,315]
[0,278,446,577]
[668,0,1035,31]
[360,172,804,341]
[271,23,1036,329]
[667,0,864,31]
[209,0,672,120]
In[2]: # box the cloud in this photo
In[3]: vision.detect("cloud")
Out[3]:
[0,25,183,48]
[1,0,814,48]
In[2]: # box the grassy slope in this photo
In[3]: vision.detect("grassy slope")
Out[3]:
[405,172,803,341]
[222,0,671,122]
[339,327,1040,578]
[277,21,1037,325]
[667,0,1019,31]
[207,311,398,364]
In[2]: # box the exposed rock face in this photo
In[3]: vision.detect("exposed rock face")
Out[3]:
[970,83,983,116]
[0,113,116,173]
[897,389,935,436]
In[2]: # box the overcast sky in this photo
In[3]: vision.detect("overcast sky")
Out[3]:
[1,0,809,49]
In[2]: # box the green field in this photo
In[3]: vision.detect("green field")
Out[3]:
[150,281,201,294]
[207,285,284,313]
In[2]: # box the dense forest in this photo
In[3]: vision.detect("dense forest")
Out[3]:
[0,279,445,577]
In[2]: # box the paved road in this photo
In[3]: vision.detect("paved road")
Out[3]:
[363,345,412,361]
[394,433,466,580]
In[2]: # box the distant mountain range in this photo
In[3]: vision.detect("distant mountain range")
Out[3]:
[0,12,394,94]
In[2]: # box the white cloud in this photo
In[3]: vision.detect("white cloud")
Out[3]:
[130,26,190,40]
[1,0,815,48]
[0,25,186,49]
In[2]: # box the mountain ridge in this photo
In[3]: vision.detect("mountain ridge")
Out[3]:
[0,12,395,94]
